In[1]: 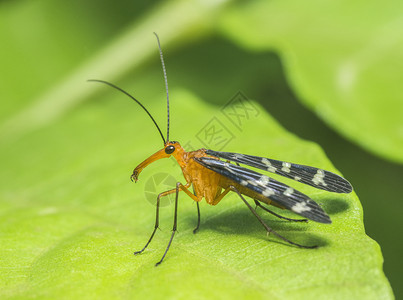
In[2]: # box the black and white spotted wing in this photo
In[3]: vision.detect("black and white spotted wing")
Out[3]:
[194,157,331,224]
[205,150,352,193]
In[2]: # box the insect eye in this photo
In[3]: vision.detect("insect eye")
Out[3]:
[165,145,175,154]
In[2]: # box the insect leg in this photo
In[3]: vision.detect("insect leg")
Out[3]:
[134,184,189,256]
[134,192,162,255]
[193,185,236,233]
[230,186,317,249]
[253,199,308,223]
[154,182,199,265]
[193,202,201,234]
[155,182,182,266]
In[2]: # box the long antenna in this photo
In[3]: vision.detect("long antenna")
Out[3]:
[153,32,170,143]
[88,79,166,144]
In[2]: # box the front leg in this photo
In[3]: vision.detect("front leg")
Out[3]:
[134,184,188,256]
[155,182,196,266]
[133,189,164,255]
[134,181,198,266]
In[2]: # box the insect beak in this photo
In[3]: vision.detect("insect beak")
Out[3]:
[131,148,171,182]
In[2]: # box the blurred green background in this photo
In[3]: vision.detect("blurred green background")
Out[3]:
[0,0,402,298]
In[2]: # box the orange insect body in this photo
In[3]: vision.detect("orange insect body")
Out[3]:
[132,141,280,208]
[132,142,222,205]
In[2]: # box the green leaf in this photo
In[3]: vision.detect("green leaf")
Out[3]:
[219,0,403,164]
[0,0,393,299]
[0,87,392,298]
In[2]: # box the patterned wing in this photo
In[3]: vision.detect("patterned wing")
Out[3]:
[195,157,331,224]
[205,150,352,193]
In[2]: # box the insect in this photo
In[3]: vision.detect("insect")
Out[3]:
[90,33,353,266]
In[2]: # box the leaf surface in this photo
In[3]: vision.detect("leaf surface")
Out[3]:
[219,0,403,163]
[0,1,393,299]
[0,89,392,299]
